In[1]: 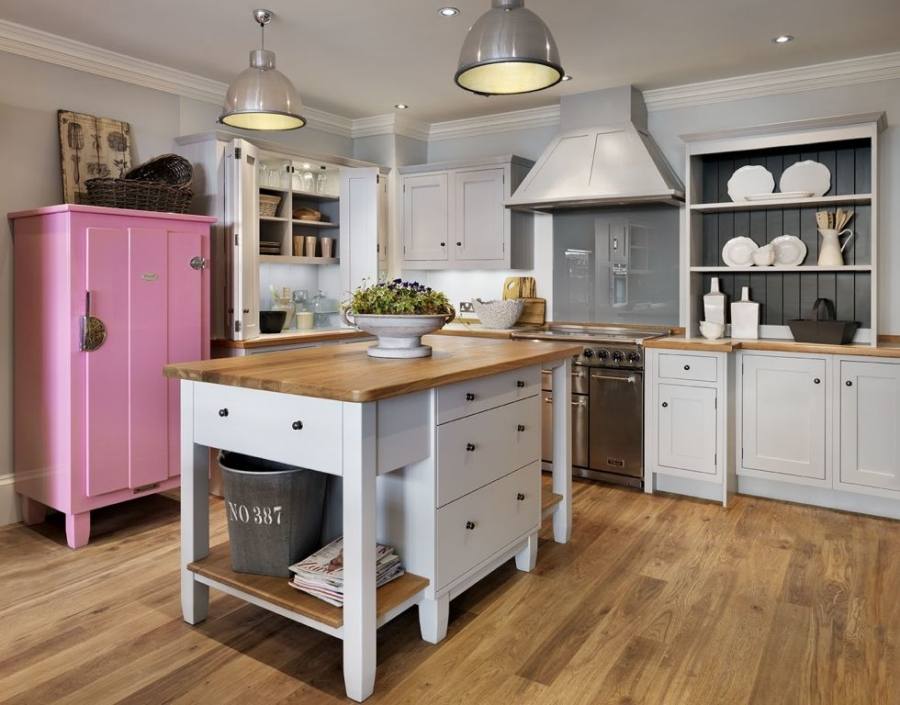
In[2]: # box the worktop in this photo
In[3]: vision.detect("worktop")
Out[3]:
[437,321,542,339]
[645,335,900,359]
[211,328,369,350]
[167,335,581,402]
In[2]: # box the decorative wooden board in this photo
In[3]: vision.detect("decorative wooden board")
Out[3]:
[166,335,583,402]
[188,544,429,629]
[58,110,132,204]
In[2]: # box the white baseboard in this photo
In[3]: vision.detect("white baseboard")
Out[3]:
[653,474,723,503]
[737,476,900,521]
[0,474,22,527]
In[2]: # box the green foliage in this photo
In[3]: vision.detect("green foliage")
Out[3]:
[346,279,453,317]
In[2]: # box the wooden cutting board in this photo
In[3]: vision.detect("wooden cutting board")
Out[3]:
[517,298,546,325]
[502,276,536,300]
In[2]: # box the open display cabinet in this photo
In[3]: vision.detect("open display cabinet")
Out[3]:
[177,133,389,341]
[681,113,885,344]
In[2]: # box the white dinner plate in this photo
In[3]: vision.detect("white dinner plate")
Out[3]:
[722,236,759,267]
[770,235,808,266]
[744,191,813,201]
[727,165,775,202]
[779,160,831,197]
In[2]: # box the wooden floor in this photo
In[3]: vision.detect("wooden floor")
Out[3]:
[1,481,898,705]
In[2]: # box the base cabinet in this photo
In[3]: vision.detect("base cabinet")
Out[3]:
[838,360,900,492]
[740,354,827,481]
[657,384,717,475]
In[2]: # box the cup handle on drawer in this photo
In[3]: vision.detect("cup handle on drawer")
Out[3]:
[465,521,476,530]
[516,492,526,501]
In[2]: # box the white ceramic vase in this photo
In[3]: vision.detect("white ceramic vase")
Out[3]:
[703,277,726,325]
[730,286,759,339]
[817,228,854,266]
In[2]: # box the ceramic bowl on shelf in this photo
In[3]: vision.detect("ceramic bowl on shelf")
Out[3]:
[722,236,759,267]
[699,321,726,340]
[751,244,776,266]
[259,310,287,334]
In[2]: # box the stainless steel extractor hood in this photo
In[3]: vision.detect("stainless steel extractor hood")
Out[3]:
[506,86,684,211]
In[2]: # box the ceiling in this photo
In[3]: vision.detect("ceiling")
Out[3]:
[2,0,899,122]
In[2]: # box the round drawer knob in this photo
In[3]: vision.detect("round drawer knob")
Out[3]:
[466,443,476,452]
[661,402,668,408]
[218,408,229,417]
[845,380,853,387]
[291,420,303,430]
[440,242,446,247]
[465,521,476,530]
[465,392,476,401]
[517,424,526,432]
[516,492,526,501]
[814,378,821,384]
[456,241,462,246]
[683,364,691,371]
[516,380,526,388]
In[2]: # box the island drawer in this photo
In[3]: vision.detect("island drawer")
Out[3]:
[436,396,540,507]
[437,366,540,424]
[435,461,540,590]
[192,382,342,475]
[658,352,718,383]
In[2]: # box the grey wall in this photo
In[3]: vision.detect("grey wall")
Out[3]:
[427,124,558,162]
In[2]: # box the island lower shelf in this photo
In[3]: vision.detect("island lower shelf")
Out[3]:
[188,544,429,630]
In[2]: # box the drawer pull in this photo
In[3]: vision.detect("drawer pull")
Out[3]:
[517,424,526,432]
[466,443,476,452]
[218,408,229,418]
[845,380,853,387]
[516,492,526,501]
[291,420,304,430]
[683,364,691,371]
[465,521,476,530]
[814,378,821,385]
[516,380,526,388]
[465,392,476,401]
[661,402,668,408]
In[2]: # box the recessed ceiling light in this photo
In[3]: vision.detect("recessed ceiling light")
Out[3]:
[772,34,795,44]
[439,7,460,16]
[561,74,573,81]
[394,103,409,110]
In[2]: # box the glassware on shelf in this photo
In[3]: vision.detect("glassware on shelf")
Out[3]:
[269,285,295,331]
[292,170,302,191]
[315,166,328,193]
[301,167,314,192]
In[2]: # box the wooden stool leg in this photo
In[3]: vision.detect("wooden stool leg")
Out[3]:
[65,512,91,549]
[20,496,46,526]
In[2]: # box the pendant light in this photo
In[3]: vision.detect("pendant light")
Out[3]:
[455,0,563,96]
[219,9,305,131]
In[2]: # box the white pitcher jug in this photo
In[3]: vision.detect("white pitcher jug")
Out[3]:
[817,228,854,266]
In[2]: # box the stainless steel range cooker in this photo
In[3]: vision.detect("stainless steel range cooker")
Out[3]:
[511,325,666,488]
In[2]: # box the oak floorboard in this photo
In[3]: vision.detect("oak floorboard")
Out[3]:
[0,483,898,704]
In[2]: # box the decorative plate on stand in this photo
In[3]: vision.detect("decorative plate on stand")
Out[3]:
[727,165,775,202]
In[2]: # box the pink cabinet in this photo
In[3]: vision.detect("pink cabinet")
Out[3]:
[9,205,214,547]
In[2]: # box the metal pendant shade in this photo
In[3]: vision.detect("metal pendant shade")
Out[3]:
[455,0,563,96]
[220,10,305,131]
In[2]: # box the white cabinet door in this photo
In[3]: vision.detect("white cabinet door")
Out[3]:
[402,173,448,261]
[453,168,505,262]
[742,355,826,479]
[657,383,717,475]
[225,138,260,340]
[839,360,900,492]
[340,167,381,294]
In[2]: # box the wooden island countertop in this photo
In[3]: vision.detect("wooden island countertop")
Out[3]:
[165,334,582,402]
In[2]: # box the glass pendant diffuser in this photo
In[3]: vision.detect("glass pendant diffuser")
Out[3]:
[220,9,305,131]
[455,0,563,96]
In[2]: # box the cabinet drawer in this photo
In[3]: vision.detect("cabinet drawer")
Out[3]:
[658,353,717,383]
[436,461,540,590]
[437,366,540,424]
[437,396,540,506]
[192,382,342,475]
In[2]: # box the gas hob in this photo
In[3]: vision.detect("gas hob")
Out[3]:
[511,325,666,369]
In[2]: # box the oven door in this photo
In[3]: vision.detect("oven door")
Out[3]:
[588,368,643,478]
[542,391,589,468]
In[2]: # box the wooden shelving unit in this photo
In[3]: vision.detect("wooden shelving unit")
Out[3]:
[291,219,339,228]
[259,255,339,265]
[188,544,429,631]
[292,189,339,202]
[681,113,885,345]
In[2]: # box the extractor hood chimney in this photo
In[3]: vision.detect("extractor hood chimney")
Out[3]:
[506,86,684,211]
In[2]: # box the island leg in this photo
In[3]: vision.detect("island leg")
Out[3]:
[342,402,377,702]
[180,381,210,624]
[418,594,450,644]
[551,359,573,544]
[514,531,539,571]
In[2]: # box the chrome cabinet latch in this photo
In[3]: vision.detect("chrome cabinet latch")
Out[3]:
[190,256,208,271]
[80,291,106,352]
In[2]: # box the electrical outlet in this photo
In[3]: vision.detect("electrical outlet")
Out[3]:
[459,301,475,313]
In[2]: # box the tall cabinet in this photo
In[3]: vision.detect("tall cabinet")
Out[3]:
[176,132,388,342]
[9,205,213,547]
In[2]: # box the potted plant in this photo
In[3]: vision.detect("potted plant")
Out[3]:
[343,279,455,358]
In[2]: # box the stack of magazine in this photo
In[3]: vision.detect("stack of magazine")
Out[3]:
[288,538,405,607]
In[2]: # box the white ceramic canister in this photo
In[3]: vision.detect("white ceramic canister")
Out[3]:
[703,277,726,326]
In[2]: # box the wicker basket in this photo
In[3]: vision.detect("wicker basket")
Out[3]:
[259,194,282,218]
[84,153,194,213]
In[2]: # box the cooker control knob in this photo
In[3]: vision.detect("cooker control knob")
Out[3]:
[596,349,609,360]
[628,351,641,364]
[582,348,594,358]
[612,350,624,363]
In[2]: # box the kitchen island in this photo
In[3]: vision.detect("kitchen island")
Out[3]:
[164,335,581,702]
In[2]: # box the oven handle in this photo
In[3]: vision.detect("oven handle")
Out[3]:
[543,396,588,406]
[590,373,637,384]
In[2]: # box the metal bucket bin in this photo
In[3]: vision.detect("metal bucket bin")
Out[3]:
[218,451,327,577]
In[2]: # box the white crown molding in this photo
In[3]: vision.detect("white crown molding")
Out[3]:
[428,104,561,141]
[351,113,430,141]
[644,51,900,111]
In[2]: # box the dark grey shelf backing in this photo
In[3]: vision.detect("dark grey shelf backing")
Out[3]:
[698,272,870,327]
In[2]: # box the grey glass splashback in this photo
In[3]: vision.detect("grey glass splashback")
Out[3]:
[553,206,679,325]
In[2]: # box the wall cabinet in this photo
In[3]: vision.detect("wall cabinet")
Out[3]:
[838,360,900,493]
[9,205,213,547]
[399,155,534,271]
[740,354,827,481]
